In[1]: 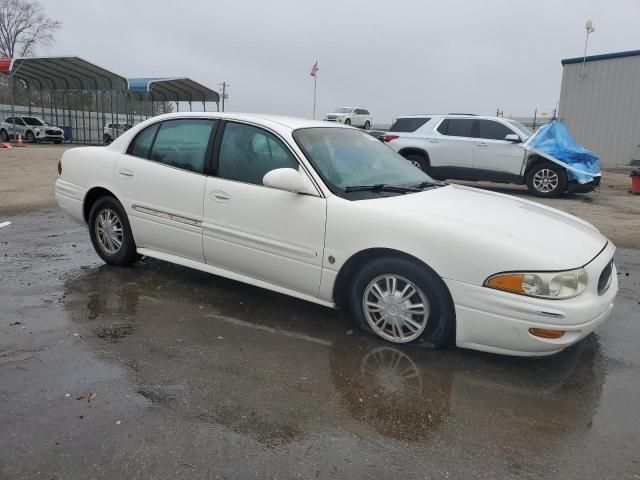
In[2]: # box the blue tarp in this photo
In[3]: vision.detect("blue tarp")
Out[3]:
[523,121,601,184]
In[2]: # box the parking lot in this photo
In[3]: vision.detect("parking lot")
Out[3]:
[1,145,640,479]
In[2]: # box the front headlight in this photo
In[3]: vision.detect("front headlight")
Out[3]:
[485,268,588,299]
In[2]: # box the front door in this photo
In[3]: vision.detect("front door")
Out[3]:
[472,119,526,177]
[115,118,217,262]
[203,121,326,297]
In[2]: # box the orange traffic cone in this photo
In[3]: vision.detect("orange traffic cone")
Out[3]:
[1,142,11,149]
[16,135,25,147]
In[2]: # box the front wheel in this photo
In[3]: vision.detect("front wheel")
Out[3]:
[25,131,35,143]
[526,161,567,197]
[403,153,430,173]
[0,129,8,142]
[103,134,112,144]
[88,196,139,266]
[344,118,351,125]
[53,140,62,144]
[364,120,371,130]
[349,257,455,348]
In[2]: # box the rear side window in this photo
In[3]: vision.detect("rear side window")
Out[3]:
[389,117,430,132]
[362,110,370,115]
[476,120,515,141]
[148,119,216,173]
[128,123,159,158]
[437,118,474,137]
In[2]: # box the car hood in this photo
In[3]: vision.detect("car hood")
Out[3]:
[371,184,607,270]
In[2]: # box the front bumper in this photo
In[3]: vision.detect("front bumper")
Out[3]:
[445,242,617,356]
[35,130,65,141]
[568,176,600,194]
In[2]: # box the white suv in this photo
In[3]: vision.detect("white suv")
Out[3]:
[103,123,132,144]
[0,116,64,144]
[383,114,599,197]
[324,107,372,129]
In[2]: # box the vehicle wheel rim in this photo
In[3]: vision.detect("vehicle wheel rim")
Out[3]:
[363,274,430,343]
[533,169,559,193]
[95,208,124,255]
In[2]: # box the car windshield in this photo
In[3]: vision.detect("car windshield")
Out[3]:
[506,119,533,139]
[334,108,352,114]
[293,127,435,194]
[23,117,46,126]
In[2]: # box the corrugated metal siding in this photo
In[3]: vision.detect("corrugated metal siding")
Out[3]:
[558,55,640,167]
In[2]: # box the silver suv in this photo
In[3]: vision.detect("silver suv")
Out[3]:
[0,116,64,144]
[383,114,598,197]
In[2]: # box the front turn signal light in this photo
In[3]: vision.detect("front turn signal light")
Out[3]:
[528,328,566,339]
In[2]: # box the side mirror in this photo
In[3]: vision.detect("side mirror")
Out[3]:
[505,133,521,143]
[263,168,310,193]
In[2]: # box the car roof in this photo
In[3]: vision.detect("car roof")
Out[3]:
[393,114,509,121]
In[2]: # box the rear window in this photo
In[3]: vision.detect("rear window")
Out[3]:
[389,117,430,133]
[437,118,474,137]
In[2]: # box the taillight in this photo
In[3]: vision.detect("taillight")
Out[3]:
[382,134,399,142]
[57,160,62,175]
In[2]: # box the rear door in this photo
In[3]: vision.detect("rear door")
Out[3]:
[116,118,217,262]
[427,118,475,175]
[472,119,525,177]
[202,121,326,297]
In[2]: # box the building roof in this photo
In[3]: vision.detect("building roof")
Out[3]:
[127,77,219,103]
[2,56,127,91]
[561,49,640,66]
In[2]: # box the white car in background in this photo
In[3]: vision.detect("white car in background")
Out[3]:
[324,107,372,129]
[103,123,132,144]
[383,114,600,197]
[0,116,64,144]
[55,112,617,357]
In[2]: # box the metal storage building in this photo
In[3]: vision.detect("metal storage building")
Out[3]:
[559,50,640,167]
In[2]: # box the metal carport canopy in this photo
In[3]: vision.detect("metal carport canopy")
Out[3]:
[127,77,220,103]
[7,56,127,91]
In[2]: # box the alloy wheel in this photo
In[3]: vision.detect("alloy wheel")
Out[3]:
[363,274,430,343]
[532,168,559,193]
[95,209,124,255]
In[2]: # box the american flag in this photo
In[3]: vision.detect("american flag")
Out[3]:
[310,61,319,77]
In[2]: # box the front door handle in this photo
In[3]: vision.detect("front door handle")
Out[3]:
[476,143,488,147]
[118,168,134,178]
[211,190,230,202]
[428,139,440,143]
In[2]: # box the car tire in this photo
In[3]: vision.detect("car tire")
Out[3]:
[344,118,351,125]
[364,121,371,130]
[54,140,62,144]
[526,161,567,197]
[103,134,112,145]
[88,196,139,266]
[349,256,455,349]
[403,152,430,173]
[0,129,8,142]
[25,131,35,143]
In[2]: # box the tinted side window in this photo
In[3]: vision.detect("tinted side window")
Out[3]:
[437,118,474,137]
[476,120,516,141]
[390,117,430,133]
[15,118,24,125]
[218,122,299,186]
[5,117,13,123]
[354,109,362,115]
[128,123,159,158]
[362,110,370,115]
[148,119,215,173]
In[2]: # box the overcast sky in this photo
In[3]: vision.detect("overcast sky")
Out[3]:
[43,0,639,122]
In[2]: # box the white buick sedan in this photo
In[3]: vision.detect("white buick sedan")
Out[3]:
[55,113,618,356]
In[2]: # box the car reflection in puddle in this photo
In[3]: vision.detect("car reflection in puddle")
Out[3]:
[63,258,605,449]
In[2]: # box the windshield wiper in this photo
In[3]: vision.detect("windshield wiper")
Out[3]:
[344,184,420,193]
[410,180,448,189]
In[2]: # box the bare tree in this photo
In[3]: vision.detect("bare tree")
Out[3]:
[0,0,61,58]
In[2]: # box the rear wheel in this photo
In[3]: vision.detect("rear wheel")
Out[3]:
[103,134,112,144]
[526,161,567,197]
[364,120,371,130]
[0,129,8,142]
[344,118,351,125]
[403,152,430,173]
[53,140,62,144]
[349,257,454,348]
[88,196,139,266]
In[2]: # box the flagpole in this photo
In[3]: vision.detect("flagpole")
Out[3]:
[313,75,317,120]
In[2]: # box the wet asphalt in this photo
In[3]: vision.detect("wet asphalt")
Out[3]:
[1,208,639,480]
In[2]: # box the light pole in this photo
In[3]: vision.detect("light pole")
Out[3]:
[580,20,595,80]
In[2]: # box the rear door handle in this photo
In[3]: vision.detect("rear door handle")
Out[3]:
[428,139,440,144]
[211,190,230,202]
[476,143,488,147]
[118,168,134,178]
